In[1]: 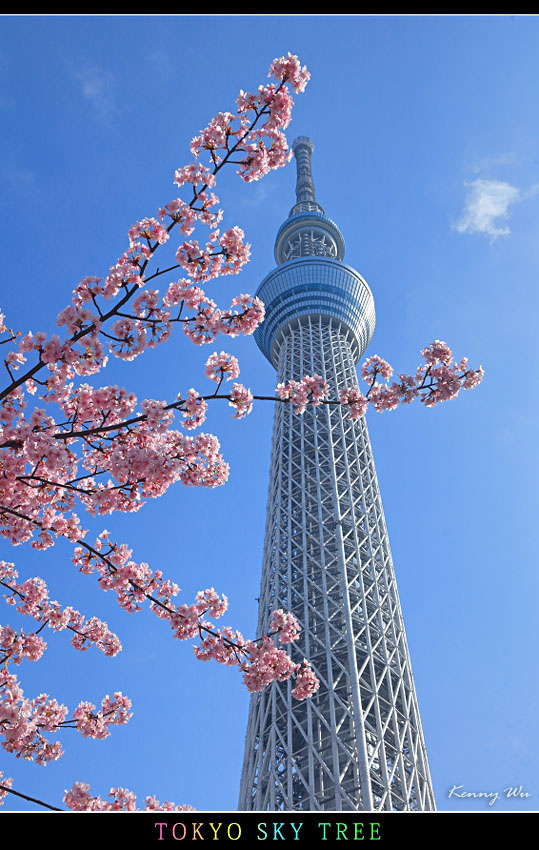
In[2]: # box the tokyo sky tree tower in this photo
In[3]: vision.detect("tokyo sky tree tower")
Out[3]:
[238,137,436,812]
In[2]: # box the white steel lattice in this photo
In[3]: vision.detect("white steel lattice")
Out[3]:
[238,315,436,811]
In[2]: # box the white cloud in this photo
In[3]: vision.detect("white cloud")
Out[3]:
[74,65,116,121]
[472,153,517,173]
[453,178,521,241]
[523,181,539,200]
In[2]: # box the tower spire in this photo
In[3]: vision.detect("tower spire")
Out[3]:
[291,136,321,208]
[274,138,344,265]
[289,136,325,217]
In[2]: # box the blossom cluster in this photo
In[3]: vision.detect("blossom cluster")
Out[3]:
[291,660,321,700]
[0,561,121,658]
[241,636,299,692]
[180,389,208,431]
[268,53,311,93]
[228,383,254,419]
[274,343,484,421]
[269,609,301,643]
[276,374,329,414]
[0,384,233,548]
[174,227,251,283]
[361,342,484,413]
[340,385,368,419]
[195,629,318,700]
[205,351,240,383]
[0,625,46,665]
[0,771,12,804]
[63,781,195,812]
[189,53,309,184]
[0,665,130,764]
[73,692,132,740]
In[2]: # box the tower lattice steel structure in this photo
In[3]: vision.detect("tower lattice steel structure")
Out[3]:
[238,137,435,812]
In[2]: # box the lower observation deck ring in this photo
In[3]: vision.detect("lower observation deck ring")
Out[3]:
[253,256,376,368]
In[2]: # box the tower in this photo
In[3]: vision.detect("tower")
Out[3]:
[238,137,436,811]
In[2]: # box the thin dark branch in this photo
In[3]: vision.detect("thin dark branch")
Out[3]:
[0,782,63,812]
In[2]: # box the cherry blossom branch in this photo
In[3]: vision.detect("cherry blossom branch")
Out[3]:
[2,342,483,454]
[0,342,483,557]
[72,535,315,695]
[0,514,316,699]
[0,54,318,810]
[0,565,122,660]
[0,776,194,812]
[0,780,62,811]
[0,661,132,764]
[36,350,485,465]
[63,781,194,811]
[0,61,305,402]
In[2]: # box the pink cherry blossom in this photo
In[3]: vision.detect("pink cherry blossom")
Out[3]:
[241,636,298,693]
[268,52,311,93]
[269,609,301,643]
[361,354,393,383]
[228,383,253,419]
[291,660,320,700]
[205,351,240,383]
[421,339,453,366]
[128,218,169,248]
[276,374,329,414]
[340,386,368,419]
[0,771,12,805]
[63,781,194,812]
[180,389,208,430]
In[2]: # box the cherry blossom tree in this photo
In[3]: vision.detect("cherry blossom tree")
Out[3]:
[0,54,483,812]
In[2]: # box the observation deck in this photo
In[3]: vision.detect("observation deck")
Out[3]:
[253,136,375,368]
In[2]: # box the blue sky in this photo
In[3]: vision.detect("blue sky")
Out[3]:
[1,15,538,812]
